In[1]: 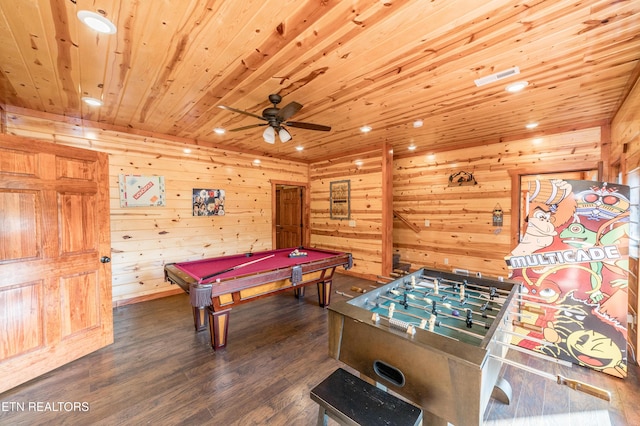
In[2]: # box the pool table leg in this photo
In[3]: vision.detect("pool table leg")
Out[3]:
[317,266,338,307]
[317,280,332,307]
[208,307,231,350]
[293,287,306,299]
[192,306,208,331]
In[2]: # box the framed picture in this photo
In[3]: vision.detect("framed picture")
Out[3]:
[119,174,166,207]
[330,180,350,220]
[193,188,225,216]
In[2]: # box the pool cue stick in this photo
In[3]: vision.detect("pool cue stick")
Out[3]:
[200,254,275,283]
[489,355,611,402]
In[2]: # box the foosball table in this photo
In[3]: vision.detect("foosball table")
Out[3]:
[328,268,518,426]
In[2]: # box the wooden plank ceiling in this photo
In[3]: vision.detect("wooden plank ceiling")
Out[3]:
[0,0,639,162]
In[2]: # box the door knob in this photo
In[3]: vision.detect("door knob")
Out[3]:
[100,256,111,263]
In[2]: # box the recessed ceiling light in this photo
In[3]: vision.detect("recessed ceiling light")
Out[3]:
[354,160,363,166]
[253,159,261,165]
[360,125,372,133]
[82,96,103,106]
[505,81,529,93]
[183,148,192,154]
[77,10,117,34]
[295,146,304,151]
[408,145,417,151]
[413,120,423,128]
[525,122,538,129]
[213,127,225,134]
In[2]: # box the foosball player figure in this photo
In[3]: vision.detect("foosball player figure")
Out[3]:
[428,313,436,332]
[465,309,473,328]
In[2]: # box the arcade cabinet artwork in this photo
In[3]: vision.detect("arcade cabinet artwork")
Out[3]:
[505,179,631,378]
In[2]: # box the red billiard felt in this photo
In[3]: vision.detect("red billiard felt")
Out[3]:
[173,248,339,283]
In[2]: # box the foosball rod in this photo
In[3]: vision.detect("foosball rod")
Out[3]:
[489,355,611,402]
[378,293,492,330]
[408,281,493,304]
[492,339,573,367]
[419,275,512,296]
[513,297,586,315]
[375,305,484,341]
[417,276,510,302]
[396,291,495,326]
[498,328,552,347]
[399,284,499,317]
[409,291,499,321]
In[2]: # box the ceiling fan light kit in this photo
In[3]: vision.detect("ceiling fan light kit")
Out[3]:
[263,126,276,144]
[278,128,292,142]
[219,94,331,144]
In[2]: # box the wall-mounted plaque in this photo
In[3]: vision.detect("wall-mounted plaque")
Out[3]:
[330,180,350,220]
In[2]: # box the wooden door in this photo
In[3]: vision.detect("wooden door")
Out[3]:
[276,186,303,248]
[0,134,113,394]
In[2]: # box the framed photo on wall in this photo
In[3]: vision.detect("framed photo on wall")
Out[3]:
[330,180,350,220]
[119,174,166,207]
[193,188,225,216]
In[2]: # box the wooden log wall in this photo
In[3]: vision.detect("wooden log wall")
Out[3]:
[611,77,640,362]
[310,149,385,279]
[392,127,602,279]
[3,110,310,305]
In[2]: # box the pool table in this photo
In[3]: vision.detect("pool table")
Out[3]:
[164,247,352,350]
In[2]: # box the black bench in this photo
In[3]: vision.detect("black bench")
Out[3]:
[310,368,423,426]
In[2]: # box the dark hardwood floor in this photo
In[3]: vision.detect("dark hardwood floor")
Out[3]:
[1,274,638,425]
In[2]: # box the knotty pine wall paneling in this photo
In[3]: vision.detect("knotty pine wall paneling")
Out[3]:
[393,127,602,279]
[310,149,385,279]
[611,76,640,361]
[4,111,309,305]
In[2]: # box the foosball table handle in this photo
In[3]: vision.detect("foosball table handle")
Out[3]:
[557,375,612,402]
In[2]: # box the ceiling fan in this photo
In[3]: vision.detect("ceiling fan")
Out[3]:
[218,94,331,143]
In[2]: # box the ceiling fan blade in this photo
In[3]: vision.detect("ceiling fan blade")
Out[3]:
[228,123,268,132]
[285,121,331,132]
[276,102,302,121]
[218,105,266,121]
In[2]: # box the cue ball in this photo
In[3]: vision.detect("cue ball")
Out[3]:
[451,309,460,317]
